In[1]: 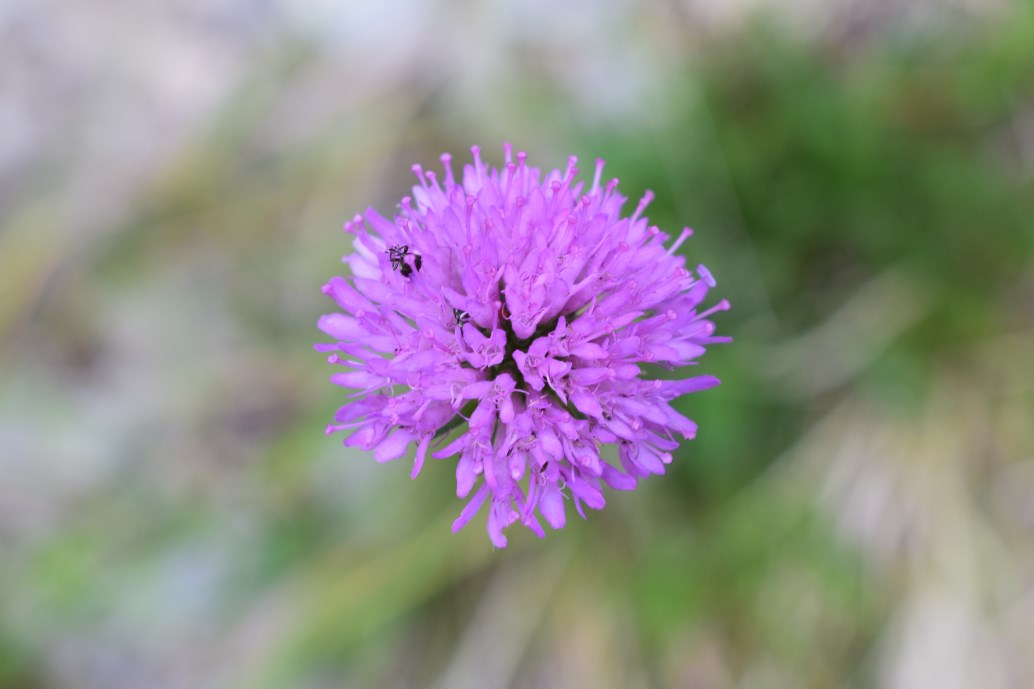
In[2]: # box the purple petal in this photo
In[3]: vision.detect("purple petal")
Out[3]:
[329,371,387,389]
[567,474,605,511]
[601,463,637,491]
[538,428,563,459]
[452,484,490,533]
[434,431,469,459]
[318,314,365,340]
[456,451,478,497]
[570,391,604,419]
[487,498,517,548]
[411,434,432,479]
[539,485,566,529]
[571,342,608,360]
[374,429,412,463]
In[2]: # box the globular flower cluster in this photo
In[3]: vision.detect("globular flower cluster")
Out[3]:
[317,145,729,547]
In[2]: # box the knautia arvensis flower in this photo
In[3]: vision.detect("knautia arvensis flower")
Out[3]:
[317,145,729,547]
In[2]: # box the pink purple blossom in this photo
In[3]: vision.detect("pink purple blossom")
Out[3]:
[317,145,729,547]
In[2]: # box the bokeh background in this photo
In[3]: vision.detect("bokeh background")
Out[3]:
[2,1,1033,687]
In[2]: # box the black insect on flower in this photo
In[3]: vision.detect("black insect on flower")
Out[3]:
[386,244,422,277]
[453,307,469,326]
[399,253,422,278]
[386,244,409,271]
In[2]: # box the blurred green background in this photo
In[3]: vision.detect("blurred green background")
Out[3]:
[2,1,1033,688]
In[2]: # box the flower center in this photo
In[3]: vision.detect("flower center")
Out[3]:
[486,309,534,390]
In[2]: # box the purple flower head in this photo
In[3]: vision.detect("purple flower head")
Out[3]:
[317,145,729,547]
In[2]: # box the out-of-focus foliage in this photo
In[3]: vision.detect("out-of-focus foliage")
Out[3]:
[1,2,1032,688]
